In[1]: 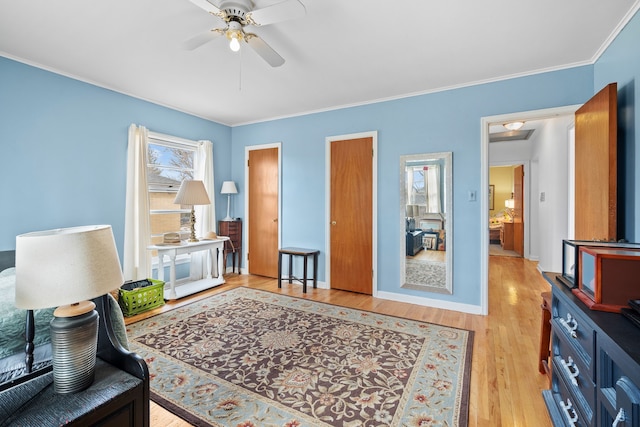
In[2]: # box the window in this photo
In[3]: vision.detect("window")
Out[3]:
[147,132,198,246]
[407,162,441,213]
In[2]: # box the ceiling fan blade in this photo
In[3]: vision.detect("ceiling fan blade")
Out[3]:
[189,0,225,19]
[245,34,285,67]
[246,0,306,26]
[183,29,223,50]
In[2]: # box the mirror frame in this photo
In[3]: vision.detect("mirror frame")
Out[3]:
[400,151,453,294]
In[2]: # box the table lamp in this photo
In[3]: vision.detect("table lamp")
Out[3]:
[221,180,238,221]
[505,199,515,219]
[174,180,211,242]
[15,225,124,394]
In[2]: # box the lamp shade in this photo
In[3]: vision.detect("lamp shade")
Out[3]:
[505,199,515,209]
[220,181,238,195]
[174,180,211,206]
[15,225,124,310]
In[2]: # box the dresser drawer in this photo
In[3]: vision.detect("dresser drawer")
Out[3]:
[551,353,594,423]
[552,293,595,377]
[218,221,242,246]
[222,222,241,233]
[545,368,592,427]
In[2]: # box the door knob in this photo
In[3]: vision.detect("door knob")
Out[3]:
[273,218,278,222]
[331,221,337,225]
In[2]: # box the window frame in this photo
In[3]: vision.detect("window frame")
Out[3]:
[147,131,200,266]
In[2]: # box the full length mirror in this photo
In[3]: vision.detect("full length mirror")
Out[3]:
[400,152,452,294]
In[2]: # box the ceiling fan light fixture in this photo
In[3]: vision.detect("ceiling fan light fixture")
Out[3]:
[226,22,243,52]
[229,35,241,52]
[503,121,525,131]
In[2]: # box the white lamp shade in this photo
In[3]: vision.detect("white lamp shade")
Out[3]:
[220,181,238,195]
[174,180,211,206]
[15,225,124,310]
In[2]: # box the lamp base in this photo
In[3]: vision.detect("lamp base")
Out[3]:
[50,301,99,394]
[188,206,199,242]
[221,216,234,221]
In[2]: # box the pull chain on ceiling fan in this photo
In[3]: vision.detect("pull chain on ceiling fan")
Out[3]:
[185,0,306,67]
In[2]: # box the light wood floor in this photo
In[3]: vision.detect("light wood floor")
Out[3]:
[125,255,553,427]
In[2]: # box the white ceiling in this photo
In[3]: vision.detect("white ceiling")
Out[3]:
[1,0,638,126]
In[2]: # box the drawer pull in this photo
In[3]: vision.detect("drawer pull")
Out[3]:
[612,408,626,427]
[559,313,578,338]
[560,356,580,386]
[560,399,578,427]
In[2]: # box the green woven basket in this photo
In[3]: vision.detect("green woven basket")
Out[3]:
[118,278,165,316]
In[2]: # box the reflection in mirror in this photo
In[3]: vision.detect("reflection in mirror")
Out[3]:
[400,152,452,294]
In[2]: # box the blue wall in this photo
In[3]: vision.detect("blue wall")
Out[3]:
[0,57,232,255]
[1,7,638,310]
[231,68,593,307]
[593,11,640,242]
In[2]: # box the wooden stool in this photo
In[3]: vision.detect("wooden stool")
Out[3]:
[539,291,552,380]
[278,247,319,293]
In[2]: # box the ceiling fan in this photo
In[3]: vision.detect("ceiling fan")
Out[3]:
[185,0,306,67]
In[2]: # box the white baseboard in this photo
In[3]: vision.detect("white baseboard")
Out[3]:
[375,290,484,315]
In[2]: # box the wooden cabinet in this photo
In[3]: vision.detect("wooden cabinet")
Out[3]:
[218,220,242,273]
[542,274,640,426]
[500,221,514,250]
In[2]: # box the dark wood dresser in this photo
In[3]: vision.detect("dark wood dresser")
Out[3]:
[218,219,242,273]
[542,273,640,426]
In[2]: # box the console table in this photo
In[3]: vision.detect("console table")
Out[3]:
[148,238,229,300]
[542,272,640,426]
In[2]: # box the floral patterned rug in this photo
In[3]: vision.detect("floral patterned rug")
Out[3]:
[405,259,446,290]
[127,287,473,426]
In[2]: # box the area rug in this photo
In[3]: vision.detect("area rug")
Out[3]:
[405,259,446,290]
[127,287,473,426]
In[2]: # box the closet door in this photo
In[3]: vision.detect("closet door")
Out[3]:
[248,147,279,277]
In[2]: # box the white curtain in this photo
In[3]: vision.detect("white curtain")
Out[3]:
[425,164,441,213]
[407,168,415,206]
[190,140,216,279]
[123,124,151,281]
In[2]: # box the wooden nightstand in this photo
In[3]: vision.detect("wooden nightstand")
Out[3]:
[500,221,514,250]
[218,219,242,274]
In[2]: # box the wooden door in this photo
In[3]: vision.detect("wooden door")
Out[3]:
[248,147,279,277]
[513,165,524,256]
[575,83,617,241]
[329,136,373,294]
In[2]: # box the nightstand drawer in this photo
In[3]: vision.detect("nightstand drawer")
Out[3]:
[552,293,595,376]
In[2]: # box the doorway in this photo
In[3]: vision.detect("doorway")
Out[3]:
[489,164,525,258]
[480,105,580,315]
